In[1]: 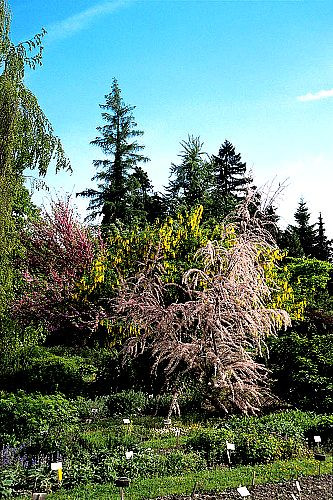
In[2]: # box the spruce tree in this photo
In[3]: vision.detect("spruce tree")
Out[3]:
[280,225,304,258]
[210,139,253,218]
[165,135,211,215]
[126,166,164,223]
[78,78,150,227]
[293,198,317,257]
[314,212,332,262]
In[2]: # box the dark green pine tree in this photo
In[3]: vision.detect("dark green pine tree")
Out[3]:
[293,198,317,257]
[165,135,211,215]
[280,225,305,258]
[210,139,253,218]
[314,212,332,262]
[126,166,164,224]
[78,78,150,227]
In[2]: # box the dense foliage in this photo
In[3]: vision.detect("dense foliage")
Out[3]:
[0,0,69,320]
[12,199,106,342]
[0,403,332,496]
[0,1,332,497]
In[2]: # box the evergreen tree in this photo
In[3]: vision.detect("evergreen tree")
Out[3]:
[78,78,149,227]
[165,135,211,215]
[280,225,304,258]
[210,139,253,218]
[314,212,332,262]
[126,166,164,223]
[293,198,317,257]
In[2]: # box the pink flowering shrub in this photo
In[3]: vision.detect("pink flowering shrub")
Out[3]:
[12,199,106,340]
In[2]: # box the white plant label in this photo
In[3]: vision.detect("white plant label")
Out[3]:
[51,462,62,471]
[125,451,133,459]
[175,428,181,436]
[295,480,301,492]
[123,418,130,424]
[314,435,321,443]
[237,486,250,497]
[226,441,235,451]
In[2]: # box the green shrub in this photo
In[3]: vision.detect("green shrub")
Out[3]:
[0,466,21,498]
[234,431,305,465]
[186,411,318,465]
[0,463,55,496]
[186,428,234,465]
[107,390,148,416]
[301,414,333,448]
[53,448,205,488]
[0,391,79,449]
[60,451,101,488]
[74,396,109,420]
[144,388,208,417]
[104,387,208,418]
[77,428,140,453]
[3,349,98,396]
[214,410,332,448]
[244,411,333,450]
[115,449,206,479]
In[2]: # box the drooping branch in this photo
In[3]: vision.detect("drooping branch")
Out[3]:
[113,195,291,414]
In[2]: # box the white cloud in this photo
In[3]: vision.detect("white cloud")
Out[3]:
[47,0,130,42]
[297,88,333,102]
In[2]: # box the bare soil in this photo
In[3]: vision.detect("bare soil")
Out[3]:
[156,474,332,500]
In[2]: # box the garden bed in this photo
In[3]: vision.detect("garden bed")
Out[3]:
[156,474,332,499]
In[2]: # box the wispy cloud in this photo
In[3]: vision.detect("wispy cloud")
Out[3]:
[297,88,333,102]
[47,0,130,42]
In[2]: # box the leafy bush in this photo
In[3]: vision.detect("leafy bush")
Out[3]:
[0,466,20,498]
[106,387,208,418]
[269,319,333,413]
[49,448,206,489]
[74,396,109,420]
[112,449,206,479]
[0,391,79,449]
[107,390,148,416]
[186,428,234,465]
[215,410,333,443]
[234,431,305,465]
[187,426,306,466]
[185,411,330,465]
[77,427,140,453]
[60,451,101,488]
[1,348,98,396]
[0,463,55,496]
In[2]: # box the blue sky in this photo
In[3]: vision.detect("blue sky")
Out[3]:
[11,0,333,236]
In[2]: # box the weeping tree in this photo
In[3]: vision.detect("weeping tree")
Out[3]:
[0,0,69,358]
[0,0,69,313]
[113,194,291,415]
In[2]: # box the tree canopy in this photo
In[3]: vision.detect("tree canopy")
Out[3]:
[165,135,211,215]
[209,139,253,218]
[77,78,151,227]
[0,0,69,319]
